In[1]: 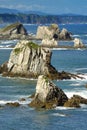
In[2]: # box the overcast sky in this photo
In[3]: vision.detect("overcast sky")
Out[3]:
[0,0,87,15]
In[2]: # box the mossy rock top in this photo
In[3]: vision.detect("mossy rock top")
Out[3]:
[0,22,21,32]
[13,41,40,55]
[26,42,40,49]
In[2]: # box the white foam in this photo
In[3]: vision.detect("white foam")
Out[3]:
[55,106,75,110]
[65,90,87,99]
[75,68,87,71]
[52,113,66,117]
[0,98,31,105]
[73,35,80,37]
[70,83,81,86]
[52,48,68,50]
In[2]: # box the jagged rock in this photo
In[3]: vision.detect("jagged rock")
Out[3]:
[59,28,72,40]
[36,24,60,40]
[1,40,59,79]
[64,95,87,108]
[41,38,58,47]
[0,22,27,40]
[0,40,83,80]
[29,75,68,109]
[36,24,72,40]
[74,38,85,48]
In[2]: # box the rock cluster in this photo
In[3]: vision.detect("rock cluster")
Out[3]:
[64,95,87,108]
[29,75,87,109]
[36,24,72,40]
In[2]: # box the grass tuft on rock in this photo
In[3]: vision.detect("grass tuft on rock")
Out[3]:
[1,22,20,32]
[27,42,40,49]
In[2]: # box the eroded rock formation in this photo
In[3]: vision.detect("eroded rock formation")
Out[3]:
[0,40,84,79]
[36,24,72,40]
[0,40,59,79]
[29,75,68,109]
[0,22,28,40]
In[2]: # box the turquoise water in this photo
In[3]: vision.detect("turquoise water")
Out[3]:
[0,24,87,130]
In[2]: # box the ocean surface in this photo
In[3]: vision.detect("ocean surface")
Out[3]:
[0,23,87,130]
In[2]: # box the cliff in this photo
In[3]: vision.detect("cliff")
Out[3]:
[0,13,87,24]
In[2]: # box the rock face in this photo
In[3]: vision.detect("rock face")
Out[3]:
[5,40,59,79]
[74,38,85,48]
[29,75,68,109]
[0,22,27,39]
[41,38,58,47]
[36,24,72,40]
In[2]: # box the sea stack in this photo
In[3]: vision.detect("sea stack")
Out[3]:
[29,75,68,109]
[3,40,58,79]
[0,22,27,40]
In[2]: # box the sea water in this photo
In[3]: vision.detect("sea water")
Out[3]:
[0,23,87,130]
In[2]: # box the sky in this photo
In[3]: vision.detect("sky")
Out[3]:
[0,0,87,15]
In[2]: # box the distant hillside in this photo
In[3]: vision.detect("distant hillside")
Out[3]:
[0,13,87,24]
[0,7,19,14]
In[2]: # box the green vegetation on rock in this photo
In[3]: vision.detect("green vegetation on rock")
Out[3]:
[1,22,20,32]
[27,42,40,49]
[14,47,22,55]
[48,24,58,30]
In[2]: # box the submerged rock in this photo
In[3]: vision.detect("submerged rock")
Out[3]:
[64,95,87,108]
[29,75,68,109]
[6,102,20,107]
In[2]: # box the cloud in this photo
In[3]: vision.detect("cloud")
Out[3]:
[0,4,45,11]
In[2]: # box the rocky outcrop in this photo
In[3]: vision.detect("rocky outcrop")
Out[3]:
[29,75,68,109]
[36,24,72,40]
[41,38,58,47]
[0,40,84,80]
[59,28,71,40]
[1,40,60,79]
[74,38,85,48]
[0,22,28,40]
[64,95,87,108]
